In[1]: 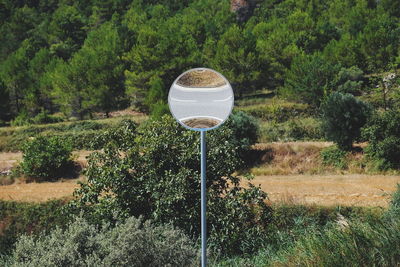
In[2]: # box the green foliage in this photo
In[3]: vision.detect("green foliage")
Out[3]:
[0,117,143,152]
[1,0,400,121]
[224,111,259,150]
[284,53,340,108]
[387,184,400,218]
[10,111,31,127]
[8,216,197,267]
[31,109,64,124]
[0,200,66,256]
[321,92,371,150]
[320,146,348,169]
[209,24,261,97]
[276,219,400,267]
[237,102,311,122]
[363,110,400,170]
[68,115,272,256]
[260,118,323,142]
[335,66,364,94]
[51,21,125,119]
[359,13,400,72]
[20,136,73,180]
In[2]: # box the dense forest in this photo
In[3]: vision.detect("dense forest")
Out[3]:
[0,0,399,122]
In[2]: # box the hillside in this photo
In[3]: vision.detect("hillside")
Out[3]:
[1,0,399,123]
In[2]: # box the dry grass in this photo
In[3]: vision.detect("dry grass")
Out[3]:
[248,174,400,207]
[0,152,21,172]
[250,142,332,175]
[249,142,376,176]
[0,143,399,207]
[0,178,81,202]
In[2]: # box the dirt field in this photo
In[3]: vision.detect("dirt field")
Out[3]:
[251,174,400,207]
[0,178,80,202]
[0,145,399,206]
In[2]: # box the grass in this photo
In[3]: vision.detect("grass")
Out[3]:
[0,114,147,152]
[259,117,323,142]
[213,204,385,266]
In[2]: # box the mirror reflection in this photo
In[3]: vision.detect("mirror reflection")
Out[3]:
[168,68,234,130]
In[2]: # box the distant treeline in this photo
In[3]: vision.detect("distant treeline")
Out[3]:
[0,0,399,121]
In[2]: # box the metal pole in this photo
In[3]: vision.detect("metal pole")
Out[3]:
[200,130,207,267]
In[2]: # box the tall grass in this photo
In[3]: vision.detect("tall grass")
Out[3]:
[277,219,400,267]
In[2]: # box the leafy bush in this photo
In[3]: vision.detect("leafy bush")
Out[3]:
[225,110,259,150]
[7,216,197,267]
[20,136,73,180]
[0,200,66,256]
[10,111,31,127]
[238,102,311,122]
[68,115,272,257]
[320,146,348,169]
[260,118,323,142]
[31,109,64,124]
[321,92,371,150]
[363,110,400,170]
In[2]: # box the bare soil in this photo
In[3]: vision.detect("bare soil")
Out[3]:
[176,69,226,87]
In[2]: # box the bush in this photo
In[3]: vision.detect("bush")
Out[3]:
[238,102,311,122]
[31,109,64,124]
[0,200,66,256]
[320,146,348,169]
[259,118,323,142]
[277,219,400,267]
[68,115,272,257]
[8,216,197,267]
[10,111,31,127]
[20,136,73,180]
[321,92,371,150]
[363,110,400,170]
[225,111,259,149]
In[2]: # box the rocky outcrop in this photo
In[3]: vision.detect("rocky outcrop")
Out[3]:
[230,0,259,23]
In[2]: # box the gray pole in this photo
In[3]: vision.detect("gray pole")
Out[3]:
[200,130,207,267]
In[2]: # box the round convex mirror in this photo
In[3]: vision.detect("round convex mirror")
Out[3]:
[168,68,234,131]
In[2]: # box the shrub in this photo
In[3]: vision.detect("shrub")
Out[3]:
[31,109,64,124]
[8,216,197,267]
[0,200,66,256]
[362,110,400,170]
[259,118,323,142]
[20,136,73,180]
[321,92,371,150]
[10,111,31,126]
[237,102,311,122]
[68,115,272,257]
[277,219,400,267]
[225,110,259,149]
[320,146,348,169]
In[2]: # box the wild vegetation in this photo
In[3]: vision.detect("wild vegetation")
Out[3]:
[0,0,399,122]
[1,0,400,266]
